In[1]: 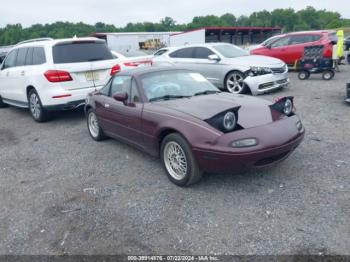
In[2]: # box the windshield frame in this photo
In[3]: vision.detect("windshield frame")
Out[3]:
[140,70,220,103]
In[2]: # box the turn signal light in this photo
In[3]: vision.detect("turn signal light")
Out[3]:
[110,64,121,75]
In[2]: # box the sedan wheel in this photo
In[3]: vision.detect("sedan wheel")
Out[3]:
[225,71,247,94]
[28,89,50,122]
[161,133,202,186]
[87,109,106,141]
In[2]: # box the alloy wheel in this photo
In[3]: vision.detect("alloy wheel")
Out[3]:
[226,72,245,93]
[163,141,188,180]
[88,112,99,138]
[29,93,41,120]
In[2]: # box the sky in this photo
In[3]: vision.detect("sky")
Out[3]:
[0,0,349,28]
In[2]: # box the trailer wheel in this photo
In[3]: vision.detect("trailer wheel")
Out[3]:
[322,70,334,80]
[298,70,310,80]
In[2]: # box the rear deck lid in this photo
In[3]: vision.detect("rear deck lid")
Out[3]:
[52,40,117,90]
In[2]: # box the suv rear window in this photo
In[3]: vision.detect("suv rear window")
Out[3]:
[53,41,113,64]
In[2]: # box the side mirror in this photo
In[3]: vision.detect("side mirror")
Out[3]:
[208,54,221,61]
[331,40,337,45]
[113,92,128,104]
[266,44,272,49]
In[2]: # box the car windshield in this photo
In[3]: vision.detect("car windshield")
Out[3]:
[141,70,220,102]
[262,35,281,46]
[212,44,249,58]
[154,49,168,56]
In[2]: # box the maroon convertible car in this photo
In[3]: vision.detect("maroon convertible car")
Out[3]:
[85,67,305,186]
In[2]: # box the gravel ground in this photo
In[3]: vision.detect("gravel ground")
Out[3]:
[0,66,349,256]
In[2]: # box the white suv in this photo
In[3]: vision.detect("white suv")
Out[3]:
[0,37,123,122]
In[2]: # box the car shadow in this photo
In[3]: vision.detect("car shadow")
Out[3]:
[51,107,85,123]
[2,106,85,123]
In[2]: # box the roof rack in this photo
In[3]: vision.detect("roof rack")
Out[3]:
[15,38,54,46]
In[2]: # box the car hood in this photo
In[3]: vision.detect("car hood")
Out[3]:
[153,93,277,129]
[223,55,284,68]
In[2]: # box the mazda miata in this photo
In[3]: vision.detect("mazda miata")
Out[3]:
[85,67,305,186]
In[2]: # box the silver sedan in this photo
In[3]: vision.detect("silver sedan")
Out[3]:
[152,43,289,95]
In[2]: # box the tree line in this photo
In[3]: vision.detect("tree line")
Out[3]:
[0,6,349,46]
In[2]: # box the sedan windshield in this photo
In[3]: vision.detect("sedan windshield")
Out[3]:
[141,71,220,102]
[213,44,249,58]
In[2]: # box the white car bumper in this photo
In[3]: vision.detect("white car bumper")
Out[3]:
[40,86,104,110]
[244,71,289,95]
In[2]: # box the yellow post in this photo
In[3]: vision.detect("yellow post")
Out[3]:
[337,30,344,58]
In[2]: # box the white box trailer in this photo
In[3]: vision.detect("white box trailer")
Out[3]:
[170,29,206,46]
[93,32,181,55]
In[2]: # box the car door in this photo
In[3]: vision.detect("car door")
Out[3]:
[99,75,144,148]
[168,47,196,70]
[0,49,19,101]
[191,47,223,86]
[288,34,322,63]
[265,36,293,64]
[10,47,29,103]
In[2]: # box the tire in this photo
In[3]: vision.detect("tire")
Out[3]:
[322,70,334,80]
[160,133,203,187]
[298,70,310,80]
[225,71,247,94]
[0,96,8,108]
[28,89,51,122]
[87,108,106,141]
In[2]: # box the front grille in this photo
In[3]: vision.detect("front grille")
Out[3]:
[258,82,274,90]
[255,151,290,166]
[258,78,288,90]
[271,65,287,74]
[276,79,288,84]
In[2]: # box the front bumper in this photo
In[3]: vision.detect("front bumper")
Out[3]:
[244,71,289,95]
[192,115,305,174]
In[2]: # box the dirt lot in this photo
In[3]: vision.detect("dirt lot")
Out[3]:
[0,66,349,256]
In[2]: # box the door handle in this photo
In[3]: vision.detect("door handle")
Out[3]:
[20,71,25,76]
[6,72,9,77]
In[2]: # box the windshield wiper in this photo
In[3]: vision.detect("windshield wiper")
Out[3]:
[193,90,221,96]
[149,95,191,102]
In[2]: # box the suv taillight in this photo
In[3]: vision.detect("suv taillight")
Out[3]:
[110,64,121,75]
[44,70,72,82]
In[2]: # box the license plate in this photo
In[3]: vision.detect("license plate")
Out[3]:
[85,71,99,81]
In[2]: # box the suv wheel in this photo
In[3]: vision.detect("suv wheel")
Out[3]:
[225,71,247,94]
[161,133,203,187]
[0,96,8,108]
[28,89,50,122]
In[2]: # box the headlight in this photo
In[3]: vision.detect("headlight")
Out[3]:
[248,66,272,76]
[205,107,240,133]
[231,138,258,148]
[222,111,236,131]
[283,99,293,115]
[270,96,294,116]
